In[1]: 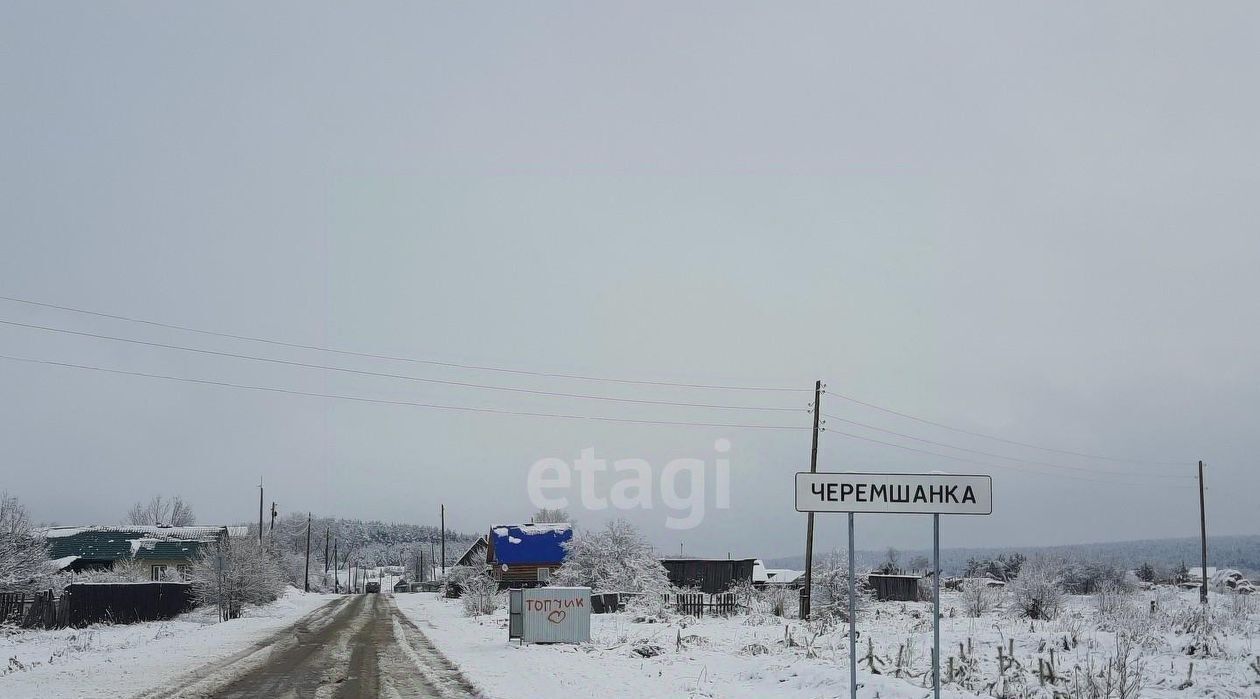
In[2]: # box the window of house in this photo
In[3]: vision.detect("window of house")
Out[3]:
[176,564,191,581]
[151,565,169,581]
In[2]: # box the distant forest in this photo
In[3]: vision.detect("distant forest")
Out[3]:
[767,534,1260,576]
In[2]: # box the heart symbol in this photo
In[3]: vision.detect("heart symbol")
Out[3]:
[547,610,567,624]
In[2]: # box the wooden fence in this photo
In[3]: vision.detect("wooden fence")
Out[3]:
[668,592,739,617]
[0,583,194,629]
[0,591,61,628]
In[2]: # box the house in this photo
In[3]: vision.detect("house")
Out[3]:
[1179,566,1219,590]
[752,560,804,588]
[455,535,489,568]
[660,557,757,594]
[487,523,572,588]
[42,525,246,581]
[867,573,926,601]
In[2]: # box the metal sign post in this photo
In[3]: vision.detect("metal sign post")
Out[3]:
[797,471,993,699]
[848,512,856,698]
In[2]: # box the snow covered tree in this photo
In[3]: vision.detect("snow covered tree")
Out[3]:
[126,494,196,527]
[0,492,50,592]
[809,550,861,624]
[553,518,669,593]
[460,572,501,616]
[190,536,286,621]
[1135,562,1157,583]
[1009,556,1064,620]
[531,508,570,524]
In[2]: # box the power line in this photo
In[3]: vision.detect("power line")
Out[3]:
[0,318,804,413]
[0,295,807,393]
[0,353,811,431]
[827,390,1187,466]
[820,412,1189,479]
[819,429,1192,488]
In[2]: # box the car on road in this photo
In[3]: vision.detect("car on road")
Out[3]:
[365,581,381,593]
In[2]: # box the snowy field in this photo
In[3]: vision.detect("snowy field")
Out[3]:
[395,588,1260,699]
[0,589,333,699]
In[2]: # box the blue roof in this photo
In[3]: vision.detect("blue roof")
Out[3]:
[489,523,572,565]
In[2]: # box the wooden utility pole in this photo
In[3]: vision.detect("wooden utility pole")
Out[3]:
[440,504,446,576]
[801,380,823,620]
[304,512,312,593]
[1198,460,1209,605]
[324,526,330,583]
[258,479,264,544]
[333,538,338,593]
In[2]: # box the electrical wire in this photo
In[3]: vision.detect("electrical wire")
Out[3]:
[820,412,1190,479]
[826,390,1187,466]
[0,295,807,393]
[819,429,1193,489]
[0,353,811,431]
[0,318,804,413]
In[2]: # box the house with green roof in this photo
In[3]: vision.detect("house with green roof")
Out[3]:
[42,525,248,581]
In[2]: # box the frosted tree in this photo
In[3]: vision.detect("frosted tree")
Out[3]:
[190,536,286,621]
[553,518,669,593]
[126,494,196,527]
[531,508,570,524]
[810,549,861,624]
[0,492,50,592]
[1009,556,1064,620]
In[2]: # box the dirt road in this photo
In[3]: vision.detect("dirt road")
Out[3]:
[133,594,481,699]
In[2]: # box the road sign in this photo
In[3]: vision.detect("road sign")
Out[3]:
[795,471,992,515]
[795,471,994,699]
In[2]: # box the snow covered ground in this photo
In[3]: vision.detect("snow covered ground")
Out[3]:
[0,588,333,699]
[395,588,1260,698]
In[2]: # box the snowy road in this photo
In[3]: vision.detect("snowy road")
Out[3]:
[132,595,481,699]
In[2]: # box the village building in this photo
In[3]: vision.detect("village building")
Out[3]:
[42,525,247,581]
[660,557,757,594]
[486,523,571,588]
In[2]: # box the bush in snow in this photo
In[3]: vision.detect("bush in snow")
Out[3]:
[553,518,670,594]
[460,572,501,617]
[189,536,286,621]
[1008,556,1064,620]
[809,550,861,625]
[1094,579,1134,618]
[959,578,1003,617]
[1059,556,1129,595]
[442,565,485,598]
[0,492,50,593]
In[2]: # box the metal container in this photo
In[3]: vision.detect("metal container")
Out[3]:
[517,587,590,643]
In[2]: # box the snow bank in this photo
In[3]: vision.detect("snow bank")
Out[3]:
[0,588,332,699]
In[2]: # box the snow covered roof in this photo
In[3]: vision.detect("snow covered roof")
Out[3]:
[1188,566,1218,581]
[41,525,241,563]
[488,523,572,565]
[41,525,247,539]
[50,555,80,571]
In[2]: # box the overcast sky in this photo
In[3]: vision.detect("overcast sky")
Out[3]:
[2,3,1256,558]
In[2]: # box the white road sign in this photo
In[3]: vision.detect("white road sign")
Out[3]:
[796,472,993,515]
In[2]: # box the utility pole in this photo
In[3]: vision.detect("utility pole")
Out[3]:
[304,512,312,593]
[1198,460,1209,605]
[258,479,264,545]
[440,504,446,576]
[801,380,823,619]
[324,526,330,584]
[418,548,423,583]
[333,538,339,593]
